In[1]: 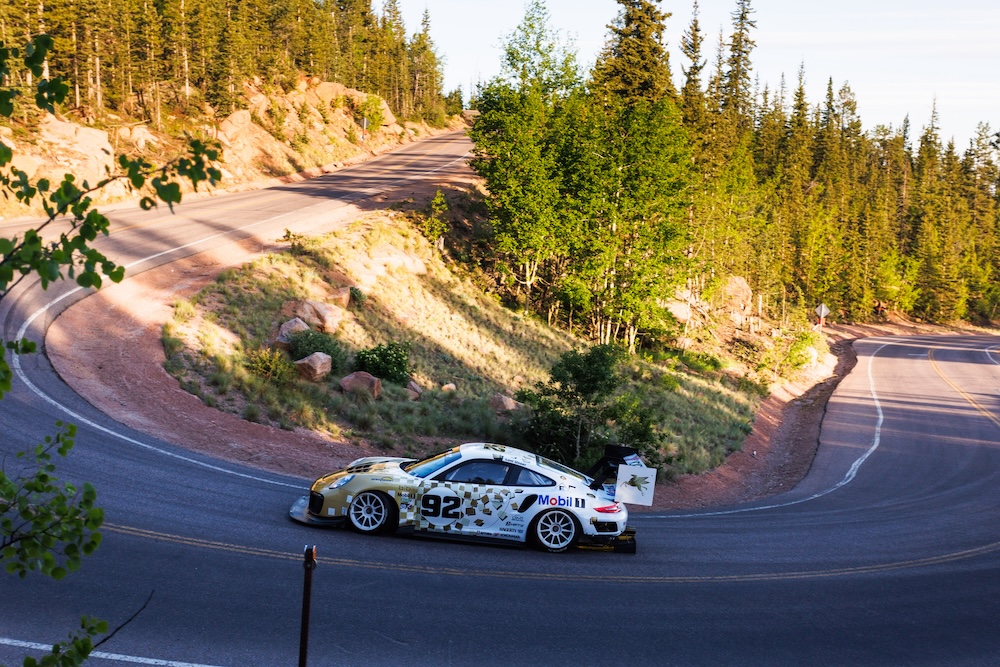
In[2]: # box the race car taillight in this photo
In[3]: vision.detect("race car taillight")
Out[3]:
[594,503,621,513]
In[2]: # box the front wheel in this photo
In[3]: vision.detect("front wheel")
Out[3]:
[532,509,578,552]
[348,491,397,534]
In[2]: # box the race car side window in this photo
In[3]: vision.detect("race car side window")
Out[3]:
[509,466,556,487]
[437,460,510,485]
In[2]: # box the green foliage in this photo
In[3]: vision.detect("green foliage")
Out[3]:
[466,1,1000,331]
[650,347,724,374]
[418,190,451,244]
[357,95,385,132]
[784,331,824,372]
[514,344,659,467]
[1,423,103,580]
[288,329,347,371]
[444,87,464,115]
[590,0,675,103]
[21,615,109,667]
[244,348,296,385]
[354,342,412,385]
[349,286,367,307]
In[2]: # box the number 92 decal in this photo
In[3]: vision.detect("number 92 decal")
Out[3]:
[420,488,462,526]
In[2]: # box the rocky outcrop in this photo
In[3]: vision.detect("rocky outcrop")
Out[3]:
[12,114,121,197]
[294,300,344,333]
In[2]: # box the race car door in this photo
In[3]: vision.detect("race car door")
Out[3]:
[416,459,519,540]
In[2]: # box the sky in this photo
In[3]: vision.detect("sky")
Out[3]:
[398,0,1000,150]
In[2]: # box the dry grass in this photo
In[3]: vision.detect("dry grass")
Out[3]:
[161,211,773,471]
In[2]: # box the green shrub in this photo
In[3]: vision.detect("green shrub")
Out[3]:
[288,329,347,370]
[357,94,384,131]
[349,286,367,307]
[245,348,296,385]
[419,190,450,244]
[354,342,412,385]
[784,331,823,371]
[243,403,261,422]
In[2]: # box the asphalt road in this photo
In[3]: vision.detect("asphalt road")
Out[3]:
[3,132,1000,666]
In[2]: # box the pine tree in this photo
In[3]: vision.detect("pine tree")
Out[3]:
[590,0,676,104]
[679,1,706,125]
[408,10,443,123]
[962,123,1000,319]
[721,0,756,126]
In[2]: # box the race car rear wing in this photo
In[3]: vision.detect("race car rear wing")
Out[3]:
[584,444,643,490]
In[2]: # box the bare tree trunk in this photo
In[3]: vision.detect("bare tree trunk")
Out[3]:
[72,23,80,108]
[181,0,190,102]
[36,0,51,80]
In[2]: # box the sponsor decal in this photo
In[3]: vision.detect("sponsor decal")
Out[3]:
[537,495,585,509]
[420,488,463,527]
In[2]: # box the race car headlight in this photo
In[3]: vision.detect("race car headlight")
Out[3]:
[328,474,354,490]
[594,502,622,514]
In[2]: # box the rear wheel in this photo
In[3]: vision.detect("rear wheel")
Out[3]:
[532,509,578,552]
[348,491,397,534]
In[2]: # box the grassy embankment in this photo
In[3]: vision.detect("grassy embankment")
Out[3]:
[162,210,776,476]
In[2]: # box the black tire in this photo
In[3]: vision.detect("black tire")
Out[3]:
[348,491,397,534]
[531,509,579,552]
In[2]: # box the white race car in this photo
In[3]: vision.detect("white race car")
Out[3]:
[290,443,637,553]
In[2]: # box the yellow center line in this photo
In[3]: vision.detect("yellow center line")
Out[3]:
[104,522,1000,584]
[928,348,1000,432]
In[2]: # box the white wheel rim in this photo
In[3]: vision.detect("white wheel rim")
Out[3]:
[351,493,386,531]
[537,511,574,550]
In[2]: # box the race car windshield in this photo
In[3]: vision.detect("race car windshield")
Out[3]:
[536,455,593,485]
[404,448,462,478]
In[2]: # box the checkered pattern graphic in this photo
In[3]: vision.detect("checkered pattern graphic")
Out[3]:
[412,481,514,533]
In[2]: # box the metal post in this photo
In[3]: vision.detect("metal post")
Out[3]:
[299,545,317,667]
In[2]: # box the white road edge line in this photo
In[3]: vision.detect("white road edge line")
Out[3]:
[12,204,315,489]
[0,637,223,667]
[639,339,899,519]
[11,147,472,489]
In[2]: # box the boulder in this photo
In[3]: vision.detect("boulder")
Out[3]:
[330,287,352,309]
[405,379,423,402]
[274,317,310,350]
[295,300,344,333]
[489,393,524,413]
[340,371,382,400]
[295,352,332,382]
[441,383,457,393]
